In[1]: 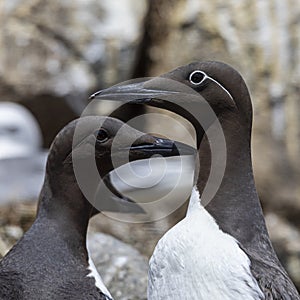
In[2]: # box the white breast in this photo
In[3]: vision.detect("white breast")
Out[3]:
[87,256,113,299]
[148,187,264,300]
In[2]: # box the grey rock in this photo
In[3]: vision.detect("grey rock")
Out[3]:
[87,231,148,300]
[266,213,300,289]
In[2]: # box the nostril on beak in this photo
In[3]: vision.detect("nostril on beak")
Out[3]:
[155,138,166,145]
[155,138,174,147]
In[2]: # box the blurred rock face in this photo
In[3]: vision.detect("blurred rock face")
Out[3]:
[0,0,147,146]
[0,0,147,97]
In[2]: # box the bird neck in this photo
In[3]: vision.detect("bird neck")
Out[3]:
[197,110,274,256]
[36,176,93,246]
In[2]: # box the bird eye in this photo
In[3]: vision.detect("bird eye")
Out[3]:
[6,126,19,134]
[96,129,109,143]
[189,71,207,85]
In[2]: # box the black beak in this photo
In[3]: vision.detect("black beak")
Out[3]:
[128,137,196,160]
[89,78,195,106]
[93,174,146,214]
[107,135,196,179]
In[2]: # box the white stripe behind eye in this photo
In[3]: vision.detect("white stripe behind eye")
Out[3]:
[189,70,234,102]
[207,76,234,101]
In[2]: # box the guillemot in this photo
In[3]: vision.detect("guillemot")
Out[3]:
[0,102,42,159]
[0,116,194,300]
[148,187,264,300]
[0,102,47,204]
[91,61,300,299]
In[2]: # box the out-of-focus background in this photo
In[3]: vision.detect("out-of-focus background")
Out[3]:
[0,0,299,298]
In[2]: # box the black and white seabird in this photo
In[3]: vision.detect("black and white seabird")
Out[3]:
[0,116,194,300]
[92,61,300,299]
[0,102,42,159]
[0,102,47,204]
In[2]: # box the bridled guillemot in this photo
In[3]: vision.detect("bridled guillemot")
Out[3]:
[91,61,300,299]
[0,116,194,300]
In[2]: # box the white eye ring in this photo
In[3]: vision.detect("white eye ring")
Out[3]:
[189,70,208,85]
[189,70,234,101]
[96,129,109,143]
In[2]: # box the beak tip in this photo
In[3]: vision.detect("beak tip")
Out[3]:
[89,91,101,100]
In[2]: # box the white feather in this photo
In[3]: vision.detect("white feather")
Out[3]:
[87,256,113,299]
[148,187,264,300]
